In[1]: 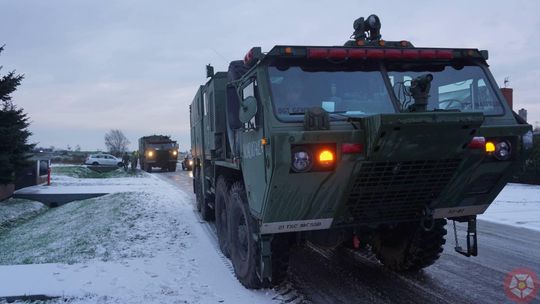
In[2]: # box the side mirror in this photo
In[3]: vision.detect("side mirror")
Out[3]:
[239,96,258,123]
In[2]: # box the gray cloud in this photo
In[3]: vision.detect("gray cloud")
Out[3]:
[1,0,539,151]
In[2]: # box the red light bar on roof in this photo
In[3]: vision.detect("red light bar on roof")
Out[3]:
[328,48,348,59]
[366,49,384,59]
[306,48,454,60]
[307,48,328,59]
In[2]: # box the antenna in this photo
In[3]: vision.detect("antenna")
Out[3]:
[504,77,510,88]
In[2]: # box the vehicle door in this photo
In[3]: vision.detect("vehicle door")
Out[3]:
[106,155,115,166]
[239,78,268,214]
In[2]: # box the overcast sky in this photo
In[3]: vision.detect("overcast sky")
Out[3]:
[1,0,539,151]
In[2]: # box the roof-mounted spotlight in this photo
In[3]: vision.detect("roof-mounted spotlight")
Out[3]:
[352,14,382,41]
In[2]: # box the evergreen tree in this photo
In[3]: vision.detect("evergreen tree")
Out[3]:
[0,45,33,184]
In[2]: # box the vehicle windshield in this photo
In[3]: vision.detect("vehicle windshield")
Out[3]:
[268,65,396,121]
[387,65,504,114]
[148,143,176,149]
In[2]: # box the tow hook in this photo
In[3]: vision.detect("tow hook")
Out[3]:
[453,216,478,257]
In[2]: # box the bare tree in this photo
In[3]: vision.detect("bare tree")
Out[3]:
[104,129,130,156]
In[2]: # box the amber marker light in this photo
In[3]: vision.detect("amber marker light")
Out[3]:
[485,141,496,153]
[319,150,335,166]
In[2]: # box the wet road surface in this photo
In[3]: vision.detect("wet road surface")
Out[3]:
[154,169,540,304]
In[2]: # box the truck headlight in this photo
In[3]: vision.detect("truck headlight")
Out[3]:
[147,151,154,157]
[291,148,313,173]
[189,160,193,165]
[172,150,178,156]
[494,140,511,161]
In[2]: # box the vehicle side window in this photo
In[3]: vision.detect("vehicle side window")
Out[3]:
[242,80,259,130]
[209,91,215,131]
[204,91,209,116]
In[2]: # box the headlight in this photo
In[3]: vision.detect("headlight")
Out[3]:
[147,151,154,157]
[291,148,313,173]
[189,160,193,165]
[172,150,178,156]
[494,140,511,161]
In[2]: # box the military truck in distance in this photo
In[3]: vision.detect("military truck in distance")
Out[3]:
[138,135,179,172]
[190,15,533,288]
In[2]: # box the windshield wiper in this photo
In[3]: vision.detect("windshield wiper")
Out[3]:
[328,111,362,129]
[287,111,362,129]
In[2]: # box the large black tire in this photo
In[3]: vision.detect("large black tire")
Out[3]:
[169,164,176,172]
[194,167,202,210]
[228,181,263,289]
[215,176,231,257]
[371,219,447,272]
[194,168,213,221]
[200,195,214,221]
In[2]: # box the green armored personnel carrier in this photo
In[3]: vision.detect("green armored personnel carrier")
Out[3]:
[138,135,179,172]
[190,15,533,288]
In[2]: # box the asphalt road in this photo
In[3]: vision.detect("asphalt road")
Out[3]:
[154,169,540,304]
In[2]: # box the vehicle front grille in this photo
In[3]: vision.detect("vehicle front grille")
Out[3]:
[345,159,461,224]
[156,150,171,160]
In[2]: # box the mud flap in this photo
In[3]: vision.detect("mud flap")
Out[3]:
[259,235,273,281]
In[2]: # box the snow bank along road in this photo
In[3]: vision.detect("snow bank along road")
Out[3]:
[0,169,300,304]
[157,170,540,304]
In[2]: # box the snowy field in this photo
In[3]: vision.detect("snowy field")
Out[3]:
[0,168,281,303]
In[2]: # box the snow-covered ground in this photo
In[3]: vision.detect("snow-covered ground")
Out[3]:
[0,198,47,230]
[0,169,280,303]
[0,166,538,303]
[480,183,540,232]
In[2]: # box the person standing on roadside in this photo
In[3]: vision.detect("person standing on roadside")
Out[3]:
[130,150,138,171]
[122,152,130,171]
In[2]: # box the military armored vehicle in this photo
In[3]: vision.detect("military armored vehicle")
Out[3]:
[190,15,533,288]
[138,135,179,172]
